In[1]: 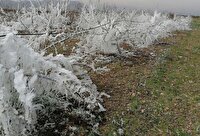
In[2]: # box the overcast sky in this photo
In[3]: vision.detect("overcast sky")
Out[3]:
[1,0,200,16]
[96,0,200,16]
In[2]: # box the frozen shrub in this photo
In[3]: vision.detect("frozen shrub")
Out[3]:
[0,33,105,135]
[77,6,191,54]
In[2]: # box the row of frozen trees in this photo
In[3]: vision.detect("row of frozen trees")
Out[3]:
[0,0,191,135]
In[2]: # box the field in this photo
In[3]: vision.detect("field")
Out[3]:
[0,1,198,136]
[94,17,200,135]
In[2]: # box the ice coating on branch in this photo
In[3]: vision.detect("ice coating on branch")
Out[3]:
[0,33,104,135]
[77,7,191,53]
[0,25,16,35]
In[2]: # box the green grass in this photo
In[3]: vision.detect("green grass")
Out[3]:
[100,18,200,136]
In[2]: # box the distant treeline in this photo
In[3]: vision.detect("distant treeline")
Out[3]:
[0,0,83,11]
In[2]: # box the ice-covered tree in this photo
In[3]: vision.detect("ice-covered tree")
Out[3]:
[0,33,106,135]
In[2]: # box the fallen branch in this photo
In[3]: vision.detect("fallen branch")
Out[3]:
[0,32,60,37]
[154,41,176,46]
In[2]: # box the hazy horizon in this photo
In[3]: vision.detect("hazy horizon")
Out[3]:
[1,0,200,16]
[97,0,200,16]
